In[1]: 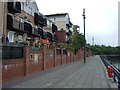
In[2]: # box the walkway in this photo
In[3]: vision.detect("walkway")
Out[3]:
[3,55,110,88]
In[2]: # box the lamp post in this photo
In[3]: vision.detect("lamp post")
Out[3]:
[82,8,86,64]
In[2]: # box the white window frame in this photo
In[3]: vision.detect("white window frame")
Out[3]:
[8,31,15,42]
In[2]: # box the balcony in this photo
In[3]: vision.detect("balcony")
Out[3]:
[66,21,72,28]
[7,14,49,38]
[34,13,47,27]
[66,30,72,36]
[43,18,47,26]
[52,24,58,33]
[38,28,47,39]
[7,14,24,32]
[23,22,32,34]
[8,1,21,13]
[32,27,40,37]
[7,14,32,34]
[51,35,57,42]
[46,32,52,41]
[7,14,14,30]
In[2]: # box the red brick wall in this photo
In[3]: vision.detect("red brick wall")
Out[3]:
[28,48,43,74]
[66,51,71,63]
[44,48,54,70]
[61,49,67,65]
[55,30,66,43]
[55,48,62,67]
[2,59,25,82]
[2,46,93,82]
[70,52,74,62]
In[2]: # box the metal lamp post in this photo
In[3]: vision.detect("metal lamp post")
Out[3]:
[82,8,86,64]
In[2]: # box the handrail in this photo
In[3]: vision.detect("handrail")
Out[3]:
[100,56,120,89]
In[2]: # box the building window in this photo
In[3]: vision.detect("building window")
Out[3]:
[8,31,15,42]
[28,7,32,15]
[34,26,38,34]
[19,18,23,30]
[21,3,24,10]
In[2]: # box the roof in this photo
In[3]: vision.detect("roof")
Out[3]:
[45,13,69,17]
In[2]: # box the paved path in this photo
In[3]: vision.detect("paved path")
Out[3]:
[3,55,110,88]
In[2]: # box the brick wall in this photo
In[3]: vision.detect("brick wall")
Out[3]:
[44,48,55,70]
[2,58,25,82]
[66,50,71,63]
[55,30,66,43]
[55,48,62,67]
[2,46,92,82]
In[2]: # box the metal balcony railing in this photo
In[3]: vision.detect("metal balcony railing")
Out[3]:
[2,45,23,59]
[13,19,24,31]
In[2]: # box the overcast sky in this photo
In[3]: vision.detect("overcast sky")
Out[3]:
[36,0,119,46]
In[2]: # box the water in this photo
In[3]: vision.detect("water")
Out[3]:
[106,55,120,70]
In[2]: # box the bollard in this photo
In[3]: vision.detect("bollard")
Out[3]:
[107,66,113,78]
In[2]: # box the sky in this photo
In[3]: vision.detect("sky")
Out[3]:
[35,0,119,46]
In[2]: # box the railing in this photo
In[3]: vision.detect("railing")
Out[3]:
[52,24,58,33]
[2,45,23,59]
[34,13,47,26]
[13,19,24,31]
[100,56,120,89]
[8,2,21,13]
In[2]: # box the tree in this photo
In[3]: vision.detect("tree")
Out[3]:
[89,44,120,55]
[67,33,85,52]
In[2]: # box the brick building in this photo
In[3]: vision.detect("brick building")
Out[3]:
[1,1,58,47]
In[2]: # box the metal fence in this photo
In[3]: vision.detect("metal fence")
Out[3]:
[2,45,23,59]
[100,56,120,89]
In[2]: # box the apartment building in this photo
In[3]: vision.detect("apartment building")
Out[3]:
[2,1,57,47]
[46,13,73,43]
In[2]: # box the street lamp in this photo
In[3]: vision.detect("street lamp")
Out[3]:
[82,8,86,64]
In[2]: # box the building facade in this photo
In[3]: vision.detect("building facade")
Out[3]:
[2,1,57,47]
[46,13,73,44]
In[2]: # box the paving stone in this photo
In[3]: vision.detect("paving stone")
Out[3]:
[3,55,110,88]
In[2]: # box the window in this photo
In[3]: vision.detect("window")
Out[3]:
[63,50,67,55]
[56,49,61,55]
[34,26,38,34]
[28,7,32,15]
[8,31,15,42]
[21,3,24,10]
